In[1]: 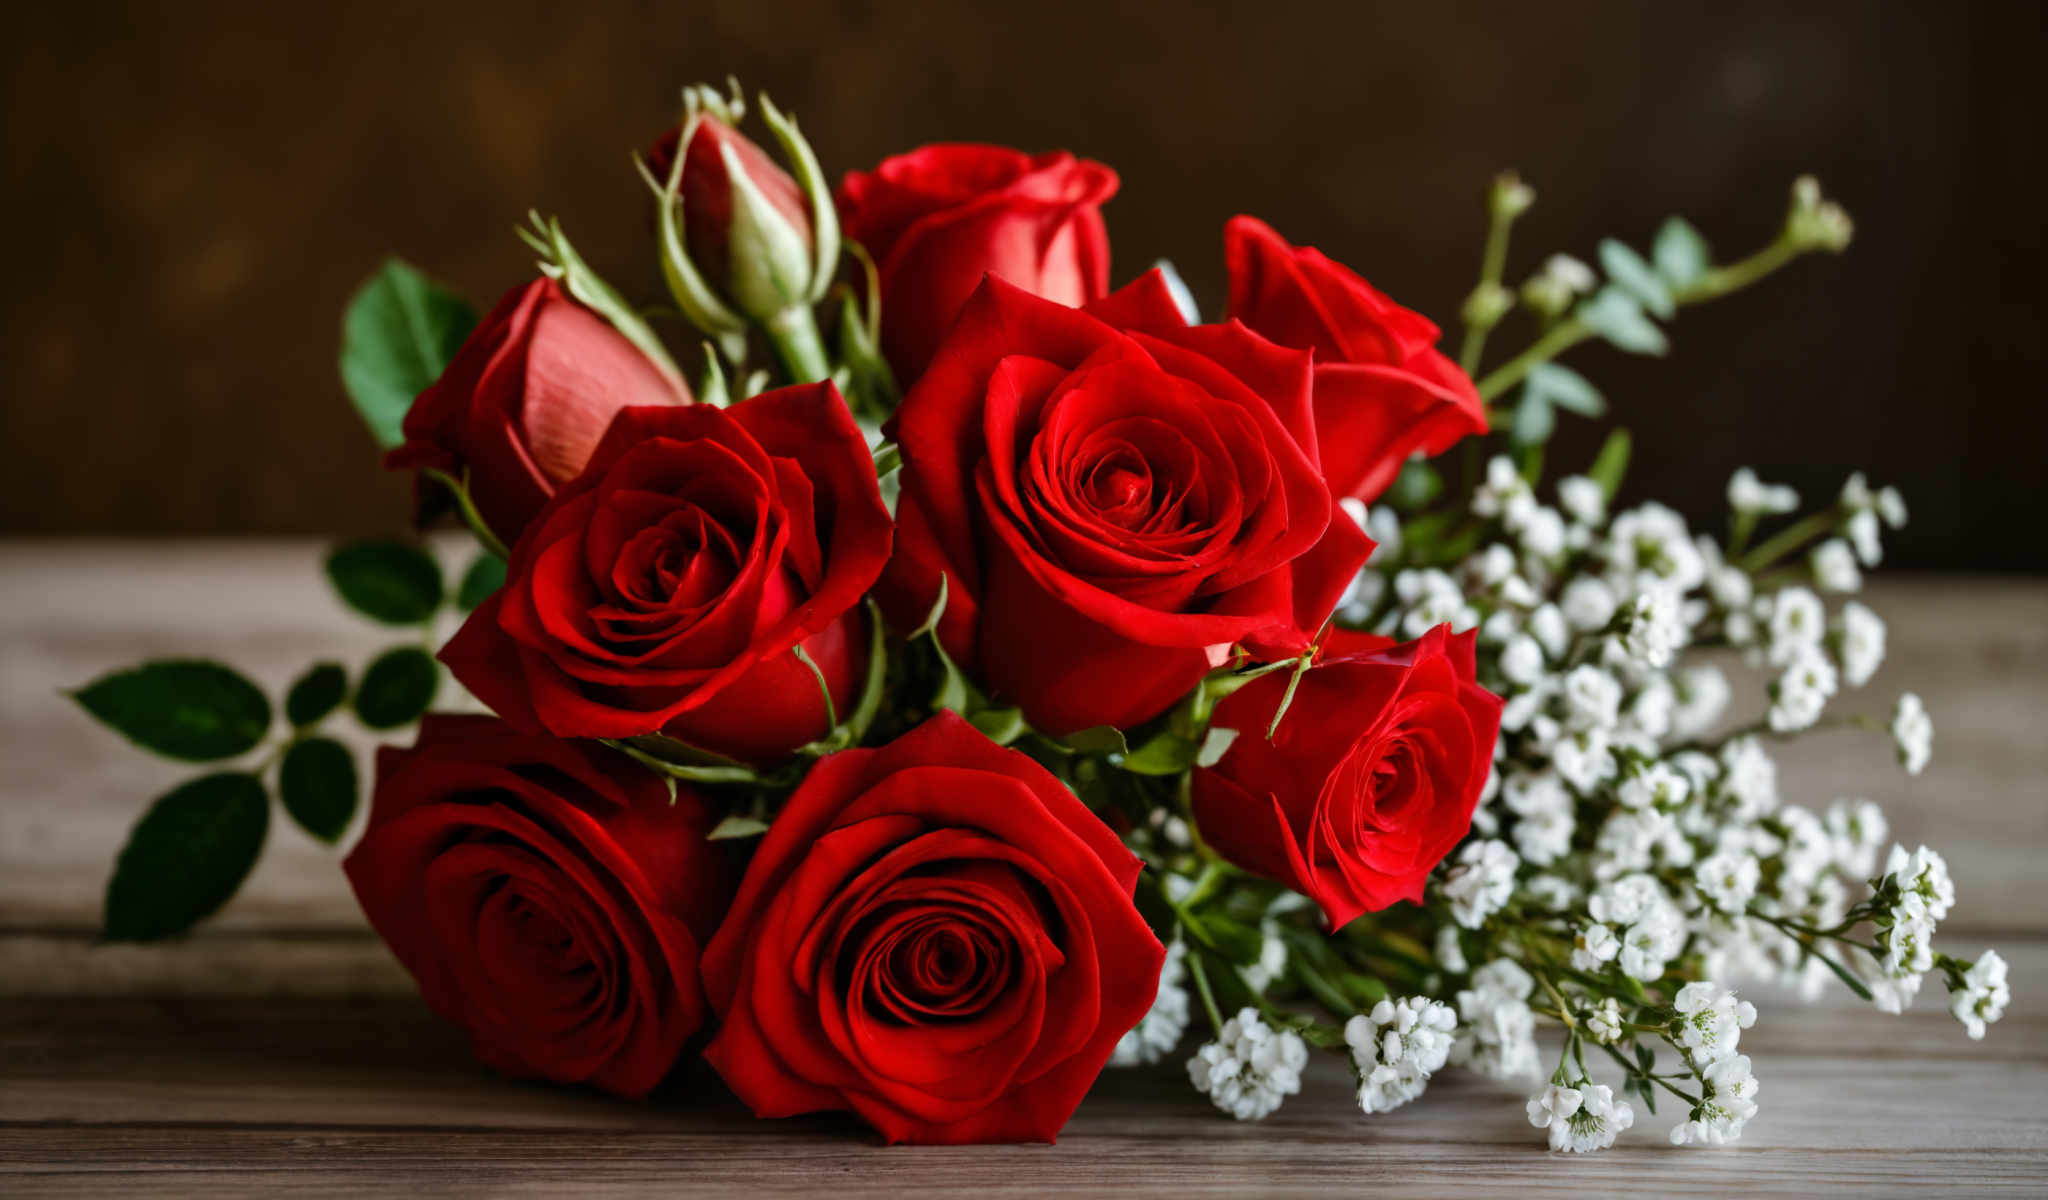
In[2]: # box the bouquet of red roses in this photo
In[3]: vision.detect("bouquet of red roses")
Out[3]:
[74,80,2008,1149]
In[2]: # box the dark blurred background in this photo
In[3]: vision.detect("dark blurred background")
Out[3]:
[4,1,2043,566]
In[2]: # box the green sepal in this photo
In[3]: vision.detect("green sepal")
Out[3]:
[517,211,689,389]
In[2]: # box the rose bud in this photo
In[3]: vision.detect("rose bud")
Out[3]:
[385,278,689,544]
[342,715,733,1098]
[1191,625,1503,930]
[878,272,1373,736]
[439,381,892,764]
[838,143,1116,384]
[701,711,1165,1144]
[1224,216,1487,503]
[641,84,839,380]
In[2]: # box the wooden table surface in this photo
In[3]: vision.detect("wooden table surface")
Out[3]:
[3,541,2044,1196]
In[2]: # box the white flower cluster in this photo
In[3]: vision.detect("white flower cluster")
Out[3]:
[1527,1081,1635,1153]
[1452,960,1540,1080]
[1187,1008,1308,1121]
[1442,839,1518,928]
[1112,940,1190,1067]
[1950,950,2010,1040]
[1671,981,1758,1063]
[1865,844,1956,1014]
[1347,996,1458,1114]
[1669,1054,1759,1145]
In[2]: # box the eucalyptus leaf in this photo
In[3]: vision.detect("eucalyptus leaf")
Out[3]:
[1653,216,1712,289]
[1512,389,1555,446]
[103,772,268,941]
[279,737,357,843]
[284,662,347,727]
[1577,287,1669,356]
[326,540,443,625]
[72,660,270,762]
[352,646,438,730]
[1524,361,1605,417]
[338,259,477,449]
[1597,239,1675,319]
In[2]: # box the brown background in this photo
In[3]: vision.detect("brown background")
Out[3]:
[4,0,2043,567]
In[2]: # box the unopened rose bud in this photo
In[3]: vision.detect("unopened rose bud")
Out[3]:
[639,83,841,373]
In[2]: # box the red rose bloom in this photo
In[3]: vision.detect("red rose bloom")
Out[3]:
[880,272,1374,735]
[1191,625,1502,929]
[1224,216,1486,502]
[342,715,731,1098]
[387,278,688,543]
[440,382,892,763]
[838,144,1116,383]
[701,712,1164,1144]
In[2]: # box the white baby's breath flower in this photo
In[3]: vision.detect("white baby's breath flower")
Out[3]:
[1760,585,1826,666]
[1113,940,1191,1066]
[1832,601,1886,687]
[1618,582,1687,669]
[1551,728,1617,793]
[1585,997,1625,1044]
[1673,981,1758,1063]
[1187,1008,1307,1121]
[1671,665,1731,739]
[1543,253,1598,294]
[1607,502,1706,592]
[1557,474,1607,527]
[1695,851,1762,915]
[1443,839,1519,929]
[1884,843,1956,921]
[1572,921,1621,971]
[1767,644,1839,733]
[1728,467,1799,515]
[1670,1054,1759,1145]
[1348,996,1458,1114]
[1950,950,2010,1040]
[1436,924,1469,975]
[1719,737,1780,820]
[1618,761,1690,811]
[1891,692,1933,775]
[1473,456,1533,523]
[1811,537,1862,593]
[1526,1083,1582,1147]
[1499,634,1546,688]
[1825,798,1889,877]
[1562,665,1624,731]
[1527,603,1569,659]
[1594,808,1673,879]
[1559,1082,1635,1153]
[1514,806,1575,867]
[1517,506,1568,562]
[1560,576,1619,632]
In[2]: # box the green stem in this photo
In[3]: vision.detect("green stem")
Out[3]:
[1736,509,1842,573]
[763,304,831,385]
[1459,210,1518,373]
[1596,1041,1701,1106]
[1186,943,1226,1032]
[1474,232,1812,403]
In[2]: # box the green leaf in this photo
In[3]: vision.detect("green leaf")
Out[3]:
[1193,946,1256,1014]
[967,706,1029,746]
[72,660,270,762]
[1200,914,1267,967]
[1511,389,1555,446]
[104,772,269,941]
[1597,239,1674,319]
[1386,459,1442,513]
[1524,361,1605,418]
[326,540,443,625]
[455,554,507,612]
[1577,287,1669,356]
[284,662,347,727]
[278,737,357,843]
[707,814,770,841]
[352,646,438,730]
[1653,217,1711,289]
[1588,428,1634,499]
[338,259,477,450]
[1060,726,1131,756]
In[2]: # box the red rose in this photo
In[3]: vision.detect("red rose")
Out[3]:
[440,382,892,763]
[880,272,1374,735]
[838,144,1116,383]
[1191,625,1502,929]
[342,715,731,1098]
[386,278,688,543]
[701,711,1164,1144]
[648,115,813,308]
[1224,216,1486,502]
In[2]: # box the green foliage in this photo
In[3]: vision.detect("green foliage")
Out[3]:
[72,660,270,762]
[1577,286,1670,356]
[1588,428,1634,499]
[284,662,347,727]
[103,772,269,941]
[1597,239,1674,319]
[278,737,357,843]
[455,553,508,613]
[338,259,476,449]
[326,541,444,625]
[352,646,438,729]
[1653,217,1711,289]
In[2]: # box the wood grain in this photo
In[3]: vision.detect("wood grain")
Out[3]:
[1,542,2045,1194]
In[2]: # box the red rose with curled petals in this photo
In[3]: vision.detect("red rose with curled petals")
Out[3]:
[1224,216,1486,503]
[439,382,892,764]
[386,278,688,544]
[838,144,1116,383]
[878,270,1374,736]
[700,711,1164,1144]
[342,715,732,1098]
[1191,625,1502,929]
